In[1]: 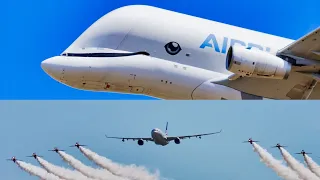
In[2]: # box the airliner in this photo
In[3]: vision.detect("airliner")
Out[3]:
[105,122,222,146]
[41,5,320,100]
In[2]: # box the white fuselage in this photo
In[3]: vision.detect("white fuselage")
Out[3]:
[41,5,296,100]
[151,128,168,146]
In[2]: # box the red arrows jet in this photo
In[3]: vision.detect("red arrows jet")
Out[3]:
[6,156,18,163]
[70,142,87,149]
[295,150,312,156]
[243,138,259,144]
[271,143,287,149]
[27,153,43,159]
[48,147,65,153]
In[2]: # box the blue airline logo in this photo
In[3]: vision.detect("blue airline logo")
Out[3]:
[200,34,271,53]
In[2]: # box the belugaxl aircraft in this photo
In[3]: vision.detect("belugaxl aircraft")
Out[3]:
[41,5,320,100]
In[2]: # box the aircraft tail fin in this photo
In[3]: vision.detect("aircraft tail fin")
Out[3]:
[165,122,168,135]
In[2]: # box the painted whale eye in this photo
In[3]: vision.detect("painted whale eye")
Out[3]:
[164,41,182,55]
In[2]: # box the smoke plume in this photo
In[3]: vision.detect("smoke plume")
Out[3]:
[280,148,319,180]
[16,161,61,180]
[304,155,320,178]
[37,157,94,180]
[252,143,301,180]
[79,146,160,180]
[57,151,126,180]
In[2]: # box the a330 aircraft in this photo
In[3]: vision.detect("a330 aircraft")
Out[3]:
[105,122,222,146]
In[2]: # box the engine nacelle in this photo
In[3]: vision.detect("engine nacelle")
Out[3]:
[174,138,180,144]
[226,46,291,80]
[137,139,144,146]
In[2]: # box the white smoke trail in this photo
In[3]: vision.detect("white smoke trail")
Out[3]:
[280,148,320,180]
[304,155,320,178]
[252,143,301,180]
[58,151,126,180]
[79,146,160,180]
[37,157,94,180]
[16,161,61,180]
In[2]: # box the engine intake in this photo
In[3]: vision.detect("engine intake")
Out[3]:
[226,46,291,80]
[174,138,180,144]
[138,139,144,146]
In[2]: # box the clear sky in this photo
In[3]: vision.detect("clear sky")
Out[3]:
[2,0,320,99]
[2,101,320,180]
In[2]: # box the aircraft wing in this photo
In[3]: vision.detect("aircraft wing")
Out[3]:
[166,129,222,141]
[217,27,320,100]
[105,135,153,141]
[277,26,320,61]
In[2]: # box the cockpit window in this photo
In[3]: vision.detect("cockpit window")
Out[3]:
[60,51,150,57]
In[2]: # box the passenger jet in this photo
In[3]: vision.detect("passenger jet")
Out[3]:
[41,5,320,100]
[105,122,222,146]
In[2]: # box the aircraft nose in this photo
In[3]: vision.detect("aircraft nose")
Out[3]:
[41,57,54,74]
[41,56,63,80]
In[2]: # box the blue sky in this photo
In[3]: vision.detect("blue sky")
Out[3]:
[2,0,320,99]
[2,101,320,180]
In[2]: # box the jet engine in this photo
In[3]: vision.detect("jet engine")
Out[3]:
[137,139,144,146]
[225,46,292,80]
[174,138,181,144]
